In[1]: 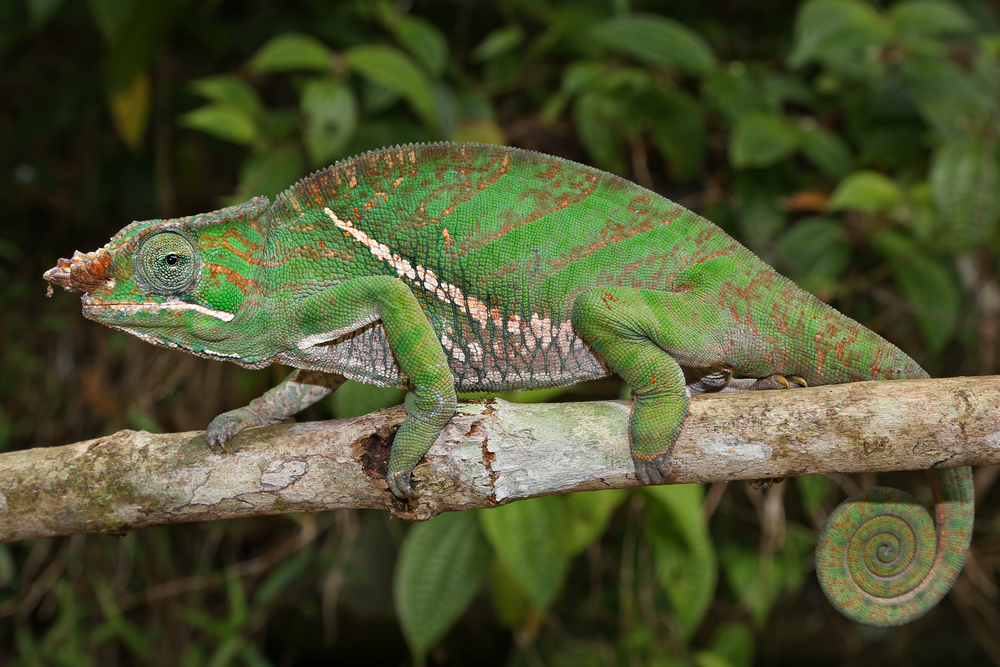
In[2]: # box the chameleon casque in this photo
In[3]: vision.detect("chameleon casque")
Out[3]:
[45,142,972,626]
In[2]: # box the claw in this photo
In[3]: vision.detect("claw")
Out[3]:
[634,455,674,486]
[388,469,419,500]
[775,375,791,390]
[787,375,807,387]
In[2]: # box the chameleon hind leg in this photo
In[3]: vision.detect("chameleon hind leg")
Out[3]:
[572,286,720,485]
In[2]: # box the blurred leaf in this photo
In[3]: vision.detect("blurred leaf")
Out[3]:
[719,541,781,627]
[651,88,705,181]
[254,552,311,606]
[775,216,851,292]
[930,137,1000,250]
[705,68,767,122]
[827,170,902,213]
[574,90,627,173]
[800,125,854,180]
[890,0,975,36]
[393,15,448,76]
[302,79,357,166]
[394,511,491,663]
[695,652,736,667]
[489,556,531,628]
[249,33,335,73]
[331,380,406,419]
[873,230,961,353]
[589,13,716,73]
[87,0,137,41]
[708,621,755,667]
[191,75,263,117]
[729,113,801,169]
[471,25,525,62]
[795,475,829,515]
[344,44,438,130]
[180,104,258,145]
[27,0,66,28]
[454,118,506,145]
[560,489,628,557]
[231,145,304,203]
[788,0,890,70]
[480,496,570,612]
[642,484,716,640]
[109,70,150,151]
[901,58,995,140]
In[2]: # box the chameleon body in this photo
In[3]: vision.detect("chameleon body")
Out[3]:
[44,142,972,626]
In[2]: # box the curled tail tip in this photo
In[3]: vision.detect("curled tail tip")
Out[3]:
[815,467,974,626]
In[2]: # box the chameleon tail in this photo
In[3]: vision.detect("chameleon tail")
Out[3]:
[815,466,974,626]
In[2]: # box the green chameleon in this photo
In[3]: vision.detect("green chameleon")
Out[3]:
[45,142,972,626]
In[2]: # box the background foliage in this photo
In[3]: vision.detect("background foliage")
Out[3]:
[2,0,1000,664]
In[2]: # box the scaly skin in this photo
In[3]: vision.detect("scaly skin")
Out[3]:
[44,142,973,625]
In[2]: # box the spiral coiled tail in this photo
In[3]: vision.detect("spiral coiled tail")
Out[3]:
[816,466,974,626]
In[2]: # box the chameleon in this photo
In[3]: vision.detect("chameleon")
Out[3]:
[44,142,972,626]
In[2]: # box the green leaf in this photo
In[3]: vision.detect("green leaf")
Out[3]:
[800,125,854,180]
[574,90,627,173]
[331,380,406,419]
[489,557,531,628]
[479,496,570,612]
[708,621,755,667]
[650,88,706,182]
[930,137,1000,250]
[249,33,334,73]
[788,0,891,69]
[254,552,311,606]
[394,511,491,664]
[826,170,902,213]
[230,145,304,204]
[901,58,995,140]
[393,15,448,76]
[890,0,976,36]
[589,13,716,73]
[301,79,358,166]
[775,216,850,293]
[873,231,961,353]
[560,489,629,557]
[27,0,66,28]
[795,475,829,515]
[471,25,525,62]
[344,44,438,130]
[642,484,717,640]
[719,541,780,627]
[180,104,258,145]
[190,75,263,117]
[729,113,801,169]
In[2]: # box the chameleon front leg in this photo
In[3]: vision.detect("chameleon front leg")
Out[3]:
[207,370,346,451]
[572,286,718,485]
[305,276,456,498]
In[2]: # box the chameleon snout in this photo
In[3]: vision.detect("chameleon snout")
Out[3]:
[43,248,113,296]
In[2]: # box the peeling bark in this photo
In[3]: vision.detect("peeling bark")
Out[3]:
[2,376,998,543]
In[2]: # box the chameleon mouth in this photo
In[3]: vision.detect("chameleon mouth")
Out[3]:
[81,296,236,323]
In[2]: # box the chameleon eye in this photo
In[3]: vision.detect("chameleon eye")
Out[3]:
[134,231,200,296]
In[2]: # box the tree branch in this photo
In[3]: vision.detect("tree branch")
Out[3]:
[2,376,997,543]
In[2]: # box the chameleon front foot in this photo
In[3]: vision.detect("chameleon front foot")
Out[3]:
[633,455,675,486]
[387,469,419,499]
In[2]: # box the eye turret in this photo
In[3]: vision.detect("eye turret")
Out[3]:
[134,232,201,296]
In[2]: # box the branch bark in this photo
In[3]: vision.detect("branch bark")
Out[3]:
[2,376,998,543]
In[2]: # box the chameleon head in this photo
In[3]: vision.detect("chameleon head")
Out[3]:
[43,197,271,362]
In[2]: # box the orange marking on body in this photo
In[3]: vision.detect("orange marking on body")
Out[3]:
[353,207,360,219]
[442,228,452,244]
